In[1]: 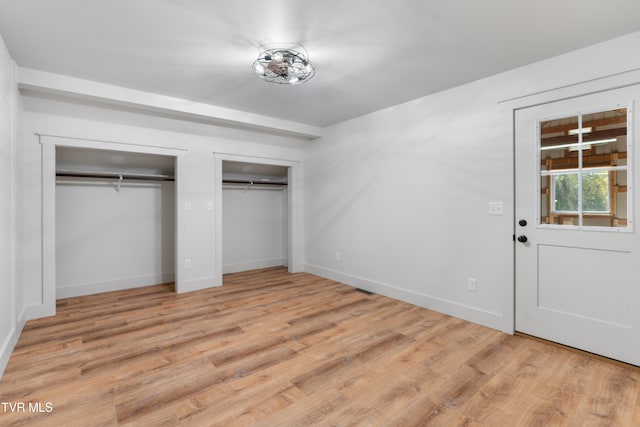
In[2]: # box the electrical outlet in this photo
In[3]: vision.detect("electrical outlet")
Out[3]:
[185,258,192,269]
[488,202,503,215]
[335,251,341,262]
[468,278,477,292]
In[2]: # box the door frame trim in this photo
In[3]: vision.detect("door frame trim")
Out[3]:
[213,153,303,286]
[40,134,184,319]
[501,67,640,334]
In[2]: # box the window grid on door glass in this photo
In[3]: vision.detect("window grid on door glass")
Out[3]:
[538,106,632,231]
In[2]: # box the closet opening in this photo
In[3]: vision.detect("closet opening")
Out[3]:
[55,146,176,298]
[221,160,289,276]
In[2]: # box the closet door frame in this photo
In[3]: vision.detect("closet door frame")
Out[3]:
[213,153,303,285]
[39,135,184,319]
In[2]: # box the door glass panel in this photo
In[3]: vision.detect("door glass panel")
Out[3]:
[539,116,579,225]
[581,171,609,212]
[538,107,630,229]
[553,172,579,212]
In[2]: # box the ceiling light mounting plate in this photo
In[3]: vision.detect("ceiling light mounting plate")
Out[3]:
[252,43,315,85]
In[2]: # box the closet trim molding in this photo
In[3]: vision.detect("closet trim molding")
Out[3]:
[213,153,303,285]
[37,133,188,154]
[38,134,182,320]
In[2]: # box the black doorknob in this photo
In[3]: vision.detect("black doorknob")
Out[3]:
[519,219,527,227]
[517,235,528,243]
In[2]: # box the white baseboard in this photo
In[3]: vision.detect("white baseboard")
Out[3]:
[0,328,17,378]
[223,258,286,274]
[304,264,507,333]
[24,302,55,321]
[56,272,175,299]
[0,308,26,379]
[177,275,220,294]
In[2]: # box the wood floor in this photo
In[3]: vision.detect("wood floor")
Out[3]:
[1,267,639,426]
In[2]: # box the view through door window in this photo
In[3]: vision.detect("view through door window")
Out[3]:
[539,107,631,229]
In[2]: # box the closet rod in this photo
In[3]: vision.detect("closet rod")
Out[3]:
[222,184,286,191]
[222,179,287,187]
[56,170,175,181]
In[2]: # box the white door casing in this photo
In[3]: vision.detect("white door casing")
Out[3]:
[515,86,640,366]
[213,153,303,286]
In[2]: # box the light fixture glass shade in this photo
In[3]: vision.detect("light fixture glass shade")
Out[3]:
[252,46,315,85]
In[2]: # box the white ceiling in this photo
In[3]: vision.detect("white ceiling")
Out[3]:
[2,0,640,127]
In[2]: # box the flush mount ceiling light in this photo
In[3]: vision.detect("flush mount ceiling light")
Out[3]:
[252,44,315,85]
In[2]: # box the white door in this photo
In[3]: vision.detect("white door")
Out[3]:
[515,85,640,366]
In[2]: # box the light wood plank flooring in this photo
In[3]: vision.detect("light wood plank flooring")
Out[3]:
[1,267,639,426]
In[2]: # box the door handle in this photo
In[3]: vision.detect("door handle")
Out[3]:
[517,235,528,243]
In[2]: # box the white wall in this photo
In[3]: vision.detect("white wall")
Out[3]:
[305,86,511,331]
[222,187,287,274]
[0,35,23,377]
[56,180,175,298]
[305,31,640,333]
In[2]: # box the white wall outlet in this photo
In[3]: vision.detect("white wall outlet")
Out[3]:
[335,251,341,262]
[185,201,192,211]
[468,278,477,292]
[185,258,192,269]
[207,201,214,211]
[488,202,503,215]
